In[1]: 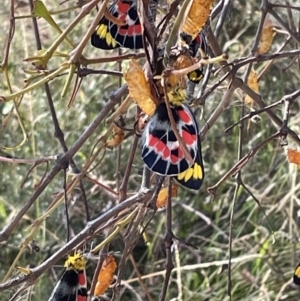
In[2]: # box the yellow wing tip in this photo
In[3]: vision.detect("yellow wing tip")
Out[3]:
[178,163,203,182]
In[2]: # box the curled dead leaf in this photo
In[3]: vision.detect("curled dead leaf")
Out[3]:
[287,149,300,169]
[156,184,178,208]
[167,51,193,86]
[181,0,214,40]
[258,18,276,54]
[106,123,125,149]
[245,70,259,106]
[94,255,117,296]
[123,59,157,116]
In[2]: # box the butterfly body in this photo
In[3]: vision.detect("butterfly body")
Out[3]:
[190,32,208,57]
[48,253,87,301]
[186,31,208,84]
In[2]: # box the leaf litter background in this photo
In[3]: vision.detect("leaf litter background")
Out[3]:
[0,0,300,300]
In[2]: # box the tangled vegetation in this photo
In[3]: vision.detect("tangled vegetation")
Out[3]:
[1,0,300,300]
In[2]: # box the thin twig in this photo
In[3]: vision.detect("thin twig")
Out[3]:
[207,131,282,197]
[0,97,119,243]
[0,190,153,291]
[119,135,139,202]
[228,98,245,299]
[224,89,300,133]
[159,178,174,301]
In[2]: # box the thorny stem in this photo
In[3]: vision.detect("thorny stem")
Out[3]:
[200,27,300,146]
[171,54,228,78]
[90,207,140,254]
[0,97,118,243]
[29,0,89,225]
[0,190,153,291]
[198,49,300,105]
[2,0,300,299]
[69,0,110,63]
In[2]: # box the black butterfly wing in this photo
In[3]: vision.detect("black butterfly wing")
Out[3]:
[48,270,79,301]
[91,0,143,50]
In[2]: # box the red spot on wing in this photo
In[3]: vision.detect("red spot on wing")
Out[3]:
[78,272,86,286]
[148,135,159,147]
[170,148,183,164]
[156,140,166,152]
[117,1,131,14]
[119,14,127,22]
[195,34,201,45]
[129,24,142,35]
[182,130,197,145]
[119,24,142,36]
[77,295,87,301]
[178,109,192,123]
[171,154,179,164]
[163,147,170,159]
[149,135,167,154]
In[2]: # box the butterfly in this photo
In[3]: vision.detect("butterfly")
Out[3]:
[48,253,87,301]
[91,0,143,50]
[294,262,300,285]
[141,102,204,190]
[181,31,208,84]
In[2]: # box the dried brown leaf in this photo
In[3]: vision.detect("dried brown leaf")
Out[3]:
[258,18,276,54]
[123,59,157,116]
[94,255,117,296]
[156,184,178,208]
[181,0,214,40]
[245,70,259,106]
[287,149,300,169]
[106,124,125,149]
